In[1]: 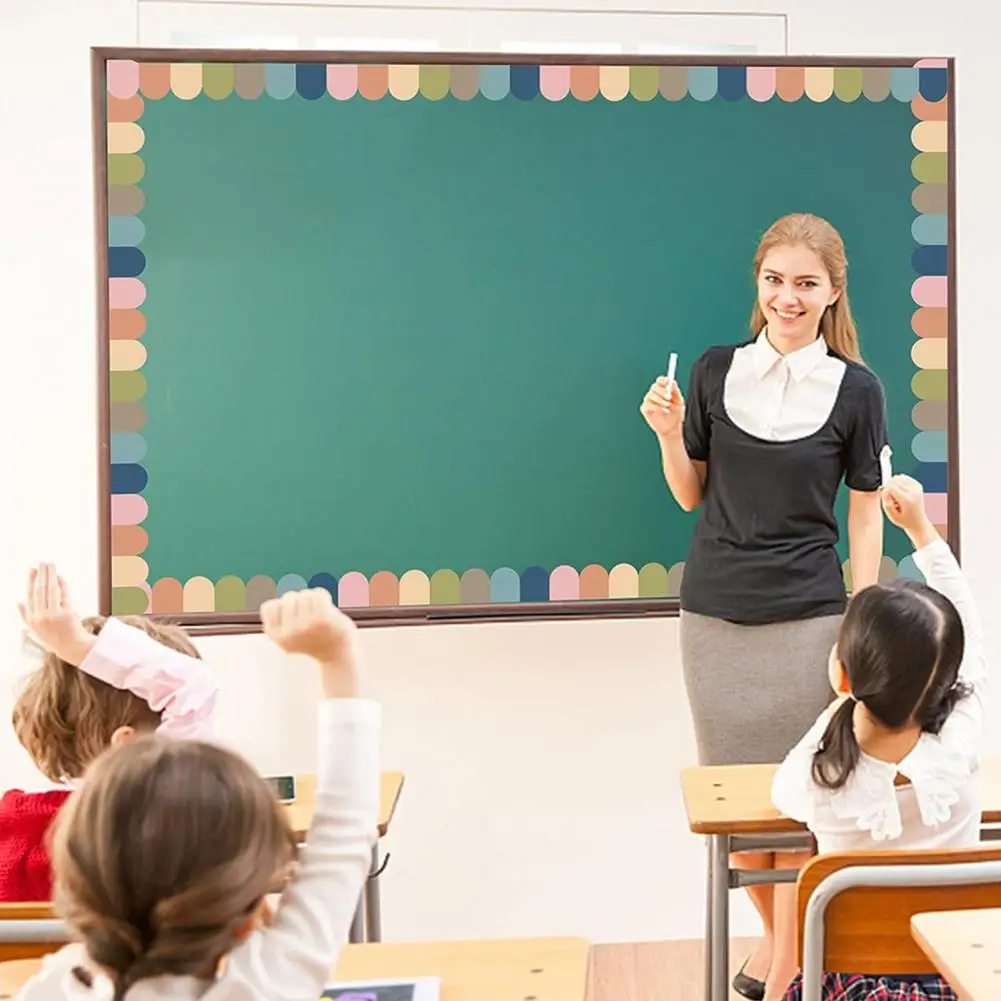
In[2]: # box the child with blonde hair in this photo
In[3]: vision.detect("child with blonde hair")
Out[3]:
[1,564,218,901]
[15,587,380,1001]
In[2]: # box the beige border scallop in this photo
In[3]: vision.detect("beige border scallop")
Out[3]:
[599,65,630,102]
[608,563,639,598]
[398,569,430,605]
[107,122,145,155]
[183,576,215,612]
[804,67,835,102]
[111,555,149,587]
[171,63,203,101]
[911,120,947,153]
[109,339,147,372]
[389,65,420,100]
[911,338,947,370]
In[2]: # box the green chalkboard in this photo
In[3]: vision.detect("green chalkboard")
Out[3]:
[97,53,956,627]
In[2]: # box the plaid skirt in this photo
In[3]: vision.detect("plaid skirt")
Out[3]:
[783,972,957,1001]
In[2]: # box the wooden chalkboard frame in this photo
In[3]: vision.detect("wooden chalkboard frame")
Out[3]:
[92,49,958,634]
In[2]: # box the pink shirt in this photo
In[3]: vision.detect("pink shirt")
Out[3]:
[77,618,218,740]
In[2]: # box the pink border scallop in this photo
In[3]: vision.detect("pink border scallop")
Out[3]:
[108,60,140,99]
[109,278,146,309]
[328,64,358,100]
[746,67,776,102]
[924,492,948,524]
[338,570,370,607]
[912,276,948,307]
[111,494,148,525]
[539,65,571,101]
[549,565,580,600]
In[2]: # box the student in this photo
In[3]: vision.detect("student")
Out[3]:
[769,474,981,1001]
[1,564,218,901]
[15,587,379,1001]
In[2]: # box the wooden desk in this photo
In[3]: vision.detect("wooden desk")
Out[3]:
[0,938,591,1001]
[336,937,590,1000]
[286,771,405,945]
[284,771,405,841]
[681,758,1001,836]
[680,757,1001,1001]
[912,908,1001,1001]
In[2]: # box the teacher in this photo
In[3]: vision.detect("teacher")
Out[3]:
[640,213,888,1000]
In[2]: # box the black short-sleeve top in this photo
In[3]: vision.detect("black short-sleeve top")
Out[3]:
[680,338,889,625]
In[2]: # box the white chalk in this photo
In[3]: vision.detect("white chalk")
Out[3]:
[666,352,678,388]
[879,444,893,488]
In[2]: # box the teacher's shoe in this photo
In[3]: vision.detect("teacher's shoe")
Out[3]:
[732,960,765,1001]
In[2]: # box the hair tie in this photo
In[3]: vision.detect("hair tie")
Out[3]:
[70,966,114,1001]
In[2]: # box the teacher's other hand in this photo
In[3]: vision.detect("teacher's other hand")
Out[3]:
[640,376,685,438]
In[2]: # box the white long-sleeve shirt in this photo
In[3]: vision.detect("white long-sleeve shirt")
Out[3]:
[771,538,987,853]
[15,697,381,1001]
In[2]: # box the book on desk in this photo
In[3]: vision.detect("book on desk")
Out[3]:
[322,977,439,1001]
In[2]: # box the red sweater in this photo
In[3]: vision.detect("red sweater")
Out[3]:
[0,788,72,901]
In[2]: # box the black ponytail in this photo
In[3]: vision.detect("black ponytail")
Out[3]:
[816,578,967,792]
[811,698,860,791]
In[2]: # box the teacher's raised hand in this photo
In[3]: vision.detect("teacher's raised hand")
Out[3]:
[640,376,685,437]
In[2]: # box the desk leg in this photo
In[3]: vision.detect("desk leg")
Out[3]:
[710,834,730,1001]
[349,898,365,944]
[364,843,382,942]
[704,837,714,1001]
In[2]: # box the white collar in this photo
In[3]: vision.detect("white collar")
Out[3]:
[750,331,829,383]
[799,716,977,842]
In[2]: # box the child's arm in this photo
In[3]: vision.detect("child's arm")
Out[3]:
[910,541,986,687]
[908,533,986,757]
[77,618,219,740]
[883,477,986,691]
[223,589,380,1000]
[19,564,218,740]
[883,476,986,758]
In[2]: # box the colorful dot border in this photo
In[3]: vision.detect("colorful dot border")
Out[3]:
[102,57,952,616]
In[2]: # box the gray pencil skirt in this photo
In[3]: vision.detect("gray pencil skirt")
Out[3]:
[679,610,842,766]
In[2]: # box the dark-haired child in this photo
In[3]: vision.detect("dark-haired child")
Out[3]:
[768,474,984,1001]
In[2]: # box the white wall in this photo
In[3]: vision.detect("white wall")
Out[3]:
[2,0,999,945]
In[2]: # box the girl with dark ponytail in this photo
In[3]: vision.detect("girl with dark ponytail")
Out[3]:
[767,475,986,1001]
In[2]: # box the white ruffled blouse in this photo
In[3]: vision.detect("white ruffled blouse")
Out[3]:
[771,539,988,852]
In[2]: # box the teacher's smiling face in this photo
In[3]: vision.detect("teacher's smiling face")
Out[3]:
[756,242,841,353]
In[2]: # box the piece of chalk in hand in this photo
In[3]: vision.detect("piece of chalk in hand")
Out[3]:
[879,445,893,488]
[666,352,678,388]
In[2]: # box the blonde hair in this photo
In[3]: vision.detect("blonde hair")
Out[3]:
[13,616,200,782]
[51,736,296,1001]
[749,213,862,363]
